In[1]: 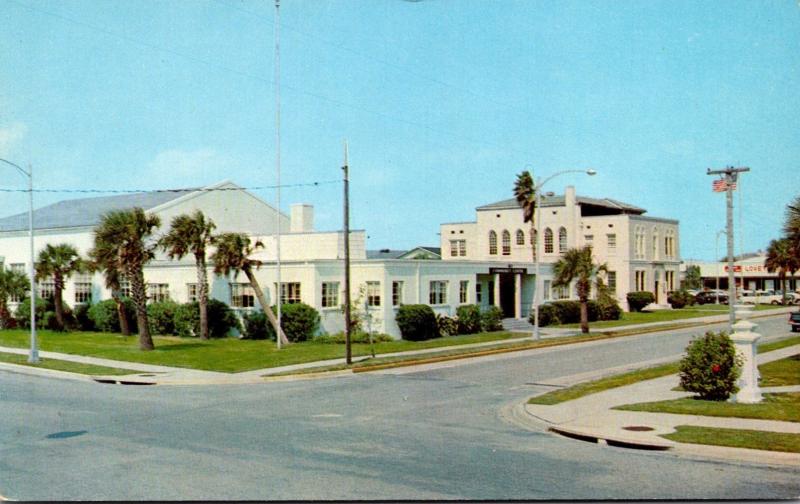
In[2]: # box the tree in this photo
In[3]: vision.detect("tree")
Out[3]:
[552,245,607,334]
[88,239,131,336]
[682,265,702,290]
[513,170,537,263]
[784,195,800,259]
[210,232,289,345]
[160,211,216,340]
[91,208,161,350]
[35,243,84,330]
[0,267,28,329]
[765,238,800,305]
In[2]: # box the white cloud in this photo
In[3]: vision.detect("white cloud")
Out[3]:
[0,122,27,157]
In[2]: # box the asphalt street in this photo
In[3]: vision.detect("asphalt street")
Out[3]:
[1,315,799,500]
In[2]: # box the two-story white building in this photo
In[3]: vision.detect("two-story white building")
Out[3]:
[440,186,681,314]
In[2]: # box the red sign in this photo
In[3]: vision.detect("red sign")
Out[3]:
[723,265,742,272]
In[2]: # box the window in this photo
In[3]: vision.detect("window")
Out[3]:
[146,283,170,303]
[558,227,568,253]
[652,228,659,260]
[607,271,617,294]
[74,274,92,304]
[119,279,132,298]
[666,271,675,291]
[280,282,302,304]
[488,231,497,255]
[321,281,339,308]
[584,234,593,245]
[664,230,676,259]
[365,281,381,307]
[186,283,209,303]
[502,230,511,255]
[553,284,570,300]
[429,281,448,305]
[459,280,469,304]
[476,282,482,303]
[635,226,645,260]
[38,280,55,300]
[450,239,466,257]
[635,270,646,292]
[392,281,404,306]
[607,233,616,254]
[543,280,552,301]
[544,228,554,254]
[231,283,255,308]
[10,263,25,274]
[516,229,525,245]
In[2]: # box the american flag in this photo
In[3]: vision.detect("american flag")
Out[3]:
[712,178,736,192]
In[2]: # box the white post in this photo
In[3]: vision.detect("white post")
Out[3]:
[514,272,522,319]
[533,179,541,339]
[730,304,761,403]
[27,165,38,363]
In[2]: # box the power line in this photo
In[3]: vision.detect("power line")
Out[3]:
[0,180,341,195]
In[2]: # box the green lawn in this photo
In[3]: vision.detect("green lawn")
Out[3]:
[662,425,800,453]
[759,354,800,387]
[0,351,140,376]
[614,393,800,423]
[556,304,785,329]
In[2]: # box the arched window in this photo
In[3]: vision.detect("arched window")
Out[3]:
[558,227,567,253]
[489,231,497,255]
[544,228,554,254]
[502,230,511,255]
[516,229,525,245]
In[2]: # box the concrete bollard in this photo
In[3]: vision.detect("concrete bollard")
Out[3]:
[730,304,762,404]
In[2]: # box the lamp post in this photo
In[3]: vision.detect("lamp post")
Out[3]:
[0,158,38,363]
[532,168,597,340]
[715,229,725,304]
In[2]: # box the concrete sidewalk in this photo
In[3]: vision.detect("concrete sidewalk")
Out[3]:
[520,343,800,466]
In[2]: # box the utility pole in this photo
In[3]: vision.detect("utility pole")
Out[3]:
[274,0,282,349]
[342,142,352,365]
[707,166,749,328]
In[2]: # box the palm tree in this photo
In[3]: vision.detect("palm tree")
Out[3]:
[785,195,800,258]
[87,240,131,336]
[765,238,800,305]
[160,211,216,340]
[513,170,537,263]
[35,243,85,330]
[552,245,607,334]
[91,208,161,350]
[0,267,28,329]
[211,232,288,345]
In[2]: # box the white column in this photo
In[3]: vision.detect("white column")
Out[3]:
[730,304,762,404]
[514,273,522,319]
[493,273,500,308]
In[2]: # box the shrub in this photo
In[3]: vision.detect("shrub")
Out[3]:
[15,296,75,330]
[533,304,560,327]
[668,289,695,309]
[241,310,272,340]
[480,306,504,332]
[147,300,180,335]
[280,303,320,342]
[627,291,655,312]
[174,299,240,338]
[436,314,458,336]
[679,331,742,401]
[73,303,95,331]
[395,304,439,341]
[87,298,137,333]
[314,331,394,344]
[455,304,481,334]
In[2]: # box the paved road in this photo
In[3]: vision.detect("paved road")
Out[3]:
[1,315,798,500]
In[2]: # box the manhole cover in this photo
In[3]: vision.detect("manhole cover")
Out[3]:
[622,425,654,432]
[46,430,88,440]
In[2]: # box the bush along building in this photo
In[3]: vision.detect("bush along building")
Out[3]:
[440,186,680,314]
[0,181,680,339]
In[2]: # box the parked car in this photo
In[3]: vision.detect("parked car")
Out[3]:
[695,291,728,305]
[789,311,800,332]
[740,290,784,305]
[775,291,800,305]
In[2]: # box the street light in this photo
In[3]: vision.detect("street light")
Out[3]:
[0,158,38,363]
[715,229,725,304]
[532,168,597,340]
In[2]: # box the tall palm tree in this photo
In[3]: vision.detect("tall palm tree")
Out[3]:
[211,232,288,345]
[35,243,85,331]
[91,208,161,350]
[160,211,216,340]
[0,267,28,329]
[87,240,131,336]
[552,245,607,334]
[765,238,800,305]
[513,170,537,263]
[785,195,800,258]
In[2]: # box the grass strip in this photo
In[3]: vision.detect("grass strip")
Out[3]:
[758,354,800,387]
[662,425,800,453]
[758,335,800,353]
[614,392,800,423]
[0,351,141,376]
[527,362,680,405]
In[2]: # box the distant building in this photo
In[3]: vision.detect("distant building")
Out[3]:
[683,254,798,293]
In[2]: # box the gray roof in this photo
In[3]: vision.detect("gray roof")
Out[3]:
[476,195,646,214]
[0,190,196,232]
[366,249,408,260]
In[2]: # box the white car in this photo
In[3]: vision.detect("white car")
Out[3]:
[740,290,789,305]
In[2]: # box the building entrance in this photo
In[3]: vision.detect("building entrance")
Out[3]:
[499,274,516,318]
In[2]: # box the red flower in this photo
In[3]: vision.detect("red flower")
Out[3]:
[711,364,721,373]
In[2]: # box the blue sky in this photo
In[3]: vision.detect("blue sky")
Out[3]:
[1,0,798,260]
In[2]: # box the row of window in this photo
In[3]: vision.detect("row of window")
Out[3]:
[487,227,573,256]
[583,233,617,253]
[634,226,677,260]
[487,229,530,256]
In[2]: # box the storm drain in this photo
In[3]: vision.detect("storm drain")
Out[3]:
[93,378,155,385]
[46,430,87,440]
[622,425,655,432]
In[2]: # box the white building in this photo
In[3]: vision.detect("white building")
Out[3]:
[683,254,798,293]
[440,186,681,313]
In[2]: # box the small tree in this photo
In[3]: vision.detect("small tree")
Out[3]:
[552,245,607,334]
[0,267,28,329]
[35,243,85,331]
[679,331,742,401]
[682,265,702,290]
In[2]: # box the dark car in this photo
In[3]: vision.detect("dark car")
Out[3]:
[789,311,800,333]
[695,291,728,305]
